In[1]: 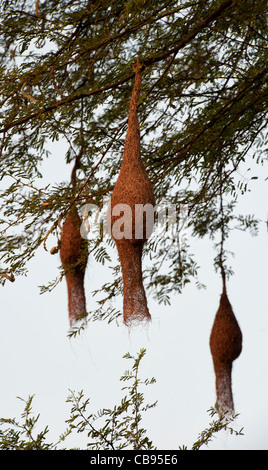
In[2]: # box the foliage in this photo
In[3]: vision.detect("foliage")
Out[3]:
[0,395,55,450]
[0,0,267,319]
[0,349,243,450]
[189,406,244,450]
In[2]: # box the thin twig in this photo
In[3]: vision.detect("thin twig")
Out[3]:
[35,0,39,17]
[0,272,15,282]
[21,82,38,103]
[0,130,6,159]
[219,169,227,292]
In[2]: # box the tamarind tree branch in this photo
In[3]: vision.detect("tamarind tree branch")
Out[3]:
[142,0,235,68]
[0,0,235,135]
[0,272,15,282]
[0,74,134,134]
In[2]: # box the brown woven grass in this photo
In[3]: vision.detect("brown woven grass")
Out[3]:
[60,208,88,326]
[109,60,155,325]
[209,287,242,415]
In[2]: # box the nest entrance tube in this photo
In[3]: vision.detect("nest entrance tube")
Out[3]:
[108,59,155,325]
[60,208,88,326]
[209,286,242,416]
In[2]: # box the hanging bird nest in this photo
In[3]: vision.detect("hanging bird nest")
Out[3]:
[108,59,155,325]
[60,207,88,326]
[209,287,242,416]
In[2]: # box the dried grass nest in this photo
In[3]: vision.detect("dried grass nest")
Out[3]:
[108,60,155,325]
[60,208,88,326]
[209,288,242,415]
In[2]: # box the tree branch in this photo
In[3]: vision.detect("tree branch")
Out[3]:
[0,0,236,135]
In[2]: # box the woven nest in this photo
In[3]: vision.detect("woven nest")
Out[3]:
[209,288,242,415]
[60,208,88,326]
[109,60,155,325]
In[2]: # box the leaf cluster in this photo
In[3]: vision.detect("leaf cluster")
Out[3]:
[0,0,267,317]
[0,349,243,450]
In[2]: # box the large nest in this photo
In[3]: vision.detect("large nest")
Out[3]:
[108,60,155,325]
[209,288,242,415]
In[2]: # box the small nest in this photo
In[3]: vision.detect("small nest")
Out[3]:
[209,288,242,415]
[109,60,155,325]
[60,208,88,326]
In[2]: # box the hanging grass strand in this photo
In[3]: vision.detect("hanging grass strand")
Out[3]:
[209,176,242,415]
